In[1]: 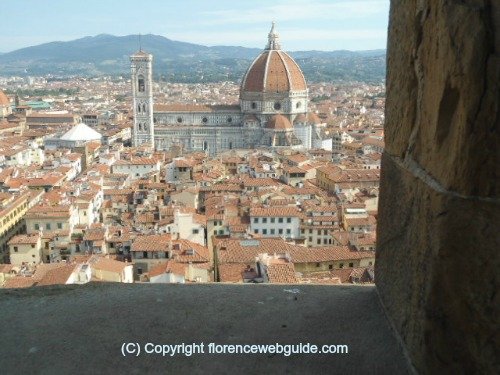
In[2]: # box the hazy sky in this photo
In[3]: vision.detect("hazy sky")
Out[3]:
[1,0,389,52]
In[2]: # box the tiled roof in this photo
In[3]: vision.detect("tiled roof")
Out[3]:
[266,263,299,284]
[92,257,130,273]
[249,206,302,218]
[8,234,40,245]
[241,50,306,93]
[0,89,9,106]
[216,238,374,264]
[266,114,293,130]
[218,263,255,283]
[36,264,78,286]
[149,260,186,278]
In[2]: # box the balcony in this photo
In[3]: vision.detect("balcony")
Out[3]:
[0,283,411,373]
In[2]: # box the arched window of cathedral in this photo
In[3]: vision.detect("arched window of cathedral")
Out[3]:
[153,118,157,124]
[137,104,141,113]
[251,102,257,109]
[202,117,208,123]
[296,102,301,109]
[138,76,145,92]
[177,117,183,123]
[227,117,232,123]
[144,124,148,131]
[143,104,146,113]
[274,102,282,110]
[138,123,142,131]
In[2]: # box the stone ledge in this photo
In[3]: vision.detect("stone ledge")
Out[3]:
[0,283,411,374]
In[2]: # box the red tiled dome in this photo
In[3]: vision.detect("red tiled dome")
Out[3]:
[0,90,10,106]
[241,50,307,94]
[266,114,293,130]
[241,23,306,95]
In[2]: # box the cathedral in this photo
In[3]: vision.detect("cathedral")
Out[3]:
[131,23,328,154]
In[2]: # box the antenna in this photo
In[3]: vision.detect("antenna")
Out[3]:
[139,33,142,51]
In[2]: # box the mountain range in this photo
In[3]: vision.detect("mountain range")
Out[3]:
[0,34,386,83]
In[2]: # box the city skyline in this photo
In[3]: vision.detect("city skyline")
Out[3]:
[1,0,389,52]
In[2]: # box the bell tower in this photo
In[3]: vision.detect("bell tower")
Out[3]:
[130,50,154,147]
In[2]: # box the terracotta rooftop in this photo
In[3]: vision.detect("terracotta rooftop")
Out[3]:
[241,50,306,93]
[266,114,293,130]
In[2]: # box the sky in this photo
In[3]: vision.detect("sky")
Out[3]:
[1,0,389,53]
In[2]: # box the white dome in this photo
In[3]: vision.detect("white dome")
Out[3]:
[60,123,101,141]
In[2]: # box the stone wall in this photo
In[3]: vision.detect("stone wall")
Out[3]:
[376,1,499,373]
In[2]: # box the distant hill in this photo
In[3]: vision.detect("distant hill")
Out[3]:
[0,34,386,83]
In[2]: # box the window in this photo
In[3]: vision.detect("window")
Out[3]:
[286,229,291,235]
[286,218,291,223]
[270,229,275,235]
[202,117,208,123]
[46,223,51,230]
[218,230,224,235]
[177,117,183,123]
[262,218,267,223]
[253,218,258,224]
[349,263,354,268]
[274,102,281,110]
[279,229,283,235]
[31,244,35,248]
[192,229,199,234]
[262,229,267,235]
[137,267,143,275]
[309,237,312,242]
[278,218,283,223]
[227,117,232,123]
[13,247,18,252]
[143,104,146,113]
[34,224,39,230]
[138,76,145,92]
[296,102,301,109]
[339,263,344,269]
[254,229,259,234]
[137,104,141,113]
[369,261,373,266]
[270,218,275,223]
[317,239,321,245]
[329,264,333,270]
[309,229,312,234]
[57,223,62,229]
[316,263,320,268]
[251,102,257,109]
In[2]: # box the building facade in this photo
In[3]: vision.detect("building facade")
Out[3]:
[131,24,328,154]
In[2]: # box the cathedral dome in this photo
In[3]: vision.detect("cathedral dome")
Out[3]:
[240,23,306,95]
[0,90,10,106]
[307,112,322,124]
[266,114,292,130]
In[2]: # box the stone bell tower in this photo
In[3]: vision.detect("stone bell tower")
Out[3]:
[130,50,154,147]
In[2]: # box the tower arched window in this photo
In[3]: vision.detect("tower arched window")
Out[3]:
[144,124,148,131]
[138,75,145,92]
[137,104,141,113]
[138,123,142,131]
[143,104,146,113]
